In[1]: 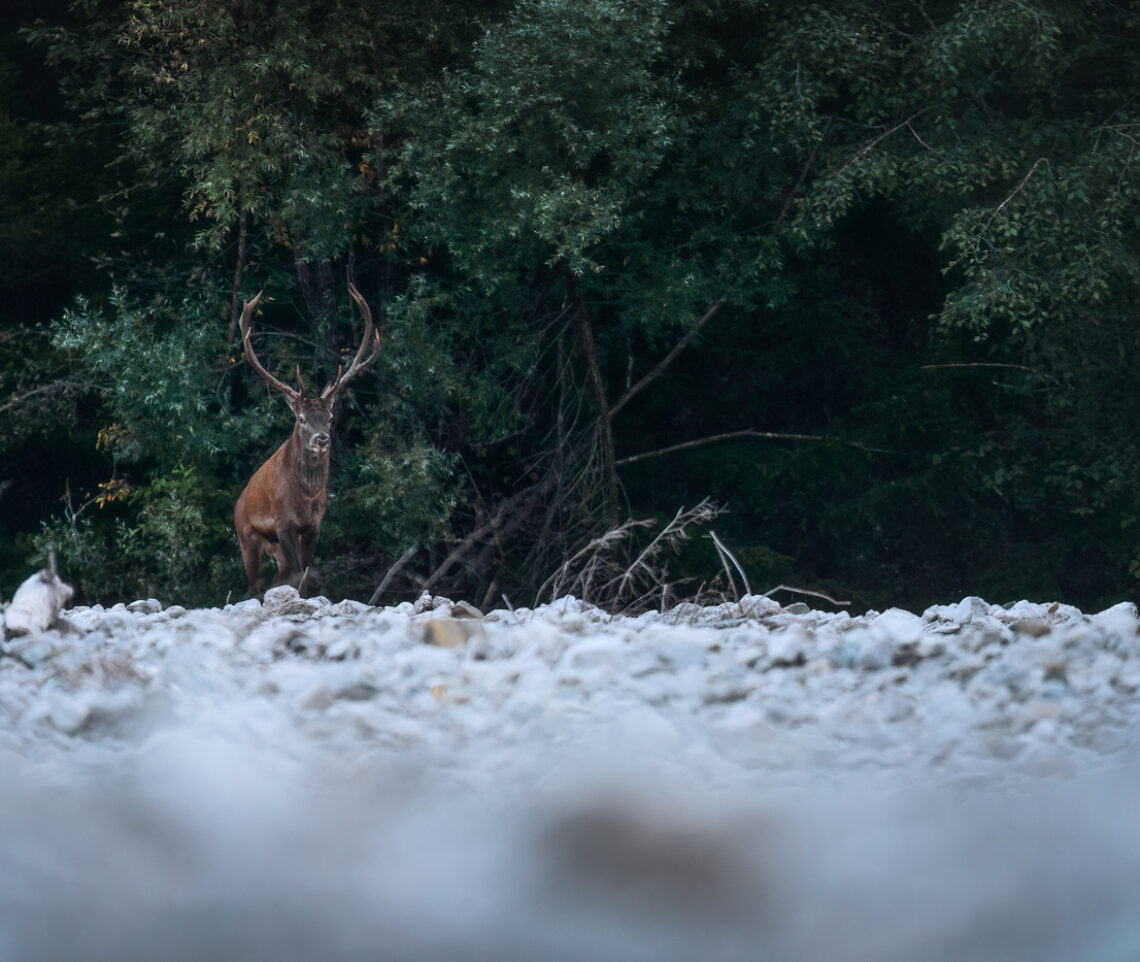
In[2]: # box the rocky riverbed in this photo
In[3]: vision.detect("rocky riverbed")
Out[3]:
[2,588,1139,961]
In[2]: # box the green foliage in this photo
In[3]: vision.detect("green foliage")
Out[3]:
[53,288,249,462]
[320,432,458,598]
[387,0,678,275]
[36,465,241,606]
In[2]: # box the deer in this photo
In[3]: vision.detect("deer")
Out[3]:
[233,283,381,598]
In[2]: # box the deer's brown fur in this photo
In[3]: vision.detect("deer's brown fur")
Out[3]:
[234,284,380,597]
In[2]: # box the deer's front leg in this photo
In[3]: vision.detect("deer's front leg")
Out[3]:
[275,526,305,585]
[299,522,321,570]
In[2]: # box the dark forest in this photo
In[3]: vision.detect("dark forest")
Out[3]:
[3,0,1139,612]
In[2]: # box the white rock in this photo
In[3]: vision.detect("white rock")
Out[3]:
[560,636,629,672]
[3,568,75,638]
[954,596,993,624]
[766,627,812,666]
[262,585,318,618]
[1090,602,1140,650]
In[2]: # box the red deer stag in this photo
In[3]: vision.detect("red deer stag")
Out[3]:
[234,283,380,597]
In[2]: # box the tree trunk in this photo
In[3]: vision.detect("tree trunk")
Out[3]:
[226,209,249,346]
[569,276,619,526]
[295,256,337,332]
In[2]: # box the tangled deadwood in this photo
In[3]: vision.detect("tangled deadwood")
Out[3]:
[536,500,723,613]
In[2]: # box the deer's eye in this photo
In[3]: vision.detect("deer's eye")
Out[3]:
[298,414,307,423]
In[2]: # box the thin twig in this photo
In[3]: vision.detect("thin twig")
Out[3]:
[708,530,752,596]
[906,120,943,160]
[500,593,518,622]
[367,544,419,606]
[762,584,850,607]
[921,362,1038,372]
[708,534,739,601]
[836,117,918,177]
[981,157,1048,236]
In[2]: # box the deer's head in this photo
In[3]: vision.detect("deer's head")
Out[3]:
[239,284,381,458]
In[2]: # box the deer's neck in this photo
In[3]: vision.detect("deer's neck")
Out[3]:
[287,436,330,490]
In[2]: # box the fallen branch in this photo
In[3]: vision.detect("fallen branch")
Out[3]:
[367,544,418,607]
[422,475,558,594]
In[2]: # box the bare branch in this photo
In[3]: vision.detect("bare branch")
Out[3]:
[536,500,721,612]
[536,518,654,604]
[774,119,832,233]
[599,501,720,604]
[905,121,943,160]
[708,533,738,601]
[422,476,558,594]
[571,281,619,521]
[608,299,724,420]
[617,429,898,467]
[836,117,914,177]
[0,379,73,417]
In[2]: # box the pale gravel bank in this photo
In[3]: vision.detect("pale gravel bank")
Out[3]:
[1,588,1139,961]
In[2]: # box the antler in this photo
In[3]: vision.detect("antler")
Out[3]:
[321,282,382,400]
[239,291,301,403]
